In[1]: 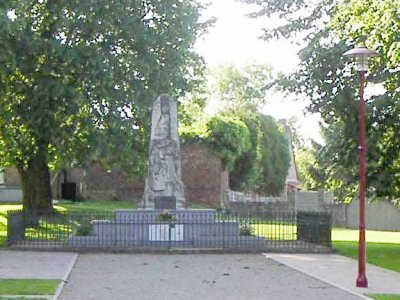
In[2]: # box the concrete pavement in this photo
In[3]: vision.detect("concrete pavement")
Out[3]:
[0,250,77,300]
[267,253,400,298]
[0,250,399,299]
[0,250,77,280]
[58,253,364,300]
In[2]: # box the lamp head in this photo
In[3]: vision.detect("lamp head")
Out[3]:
[343,45,379,72]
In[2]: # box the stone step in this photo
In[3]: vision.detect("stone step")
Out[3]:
[67,235,267,250]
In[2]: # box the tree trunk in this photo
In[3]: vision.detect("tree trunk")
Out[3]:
[18,147,54,218]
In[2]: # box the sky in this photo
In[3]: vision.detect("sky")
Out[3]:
[194,0,324,144]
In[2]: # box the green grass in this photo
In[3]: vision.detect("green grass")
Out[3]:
[332,228,400,244]
[0,204,22,246]
[251,224,400,273]
[253,224,297,240]
[0,201,136,246]
[55,200,137,212]
[366,294,400,300]
[333,241,400,273]
[0,279,60,295]
[332,228,400,273]
[251,225,400,242]
[0,297,49,300]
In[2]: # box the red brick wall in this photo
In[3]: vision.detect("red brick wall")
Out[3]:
[3,144,229,206]
[83,162,144,201]
[181,143,229,206]
[4,164,144,201]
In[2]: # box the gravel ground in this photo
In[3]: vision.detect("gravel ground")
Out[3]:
[59,254,363,300]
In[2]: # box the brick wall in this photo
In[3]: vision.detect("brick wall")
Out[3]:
[83,162,144,201]
[181,143,229,206]
[3,143,228,206]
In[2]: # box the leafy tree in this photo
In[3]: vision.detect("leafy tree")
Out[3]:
[211,64,290,195]
[0,0,207,215]
[204,116,251,171]
[257,115,290,195]
[279,116,305,151]
[242,0,400,200]
[331,0,400,198]
[210,63,273,108]
[229,114,261,191]
[295,147,318,190]
[182,63,290,195]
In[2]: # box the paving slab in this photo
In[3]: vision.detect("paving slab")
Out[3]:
[59,254,363,300]
[267,253,400,299]
[0,250,77,280]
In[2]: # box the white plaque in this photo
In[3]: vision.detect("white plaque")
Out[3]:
[149,224,184,241]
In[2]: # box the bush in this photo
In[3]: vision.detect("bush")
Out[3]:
[74,216,93,236]
[239,223,255,236]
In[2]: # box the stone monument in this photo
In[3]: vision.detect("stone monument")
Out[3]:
[142,95,185,209]
[67,95,266,250]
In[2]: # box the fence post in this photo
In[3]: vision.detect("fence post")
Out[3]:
[297,211,332,247]
[7,211,26,245]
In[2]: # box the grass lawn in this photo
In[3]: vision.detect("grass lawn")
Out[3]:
[0,200,136,246]
[366,295,400,300]
[332,228,400,244]
[56,200,137,212]
[333,241,400,273]
[0,297,49,300]
[0,204,22,246]
[332,228,400,273]
[253,224,296,240]
[0,279,60,295]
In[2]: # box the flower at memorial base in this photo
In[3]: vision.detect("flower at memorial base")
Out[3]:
[157,210,177,222]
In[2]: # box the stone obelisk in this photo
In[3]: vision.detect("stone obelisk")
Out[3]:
[142,95,185,209]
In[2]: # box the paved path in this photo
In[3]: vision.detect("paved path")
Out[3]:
[59,254,363,300]
[1,250,399,299]
[268,253,400,297]
[0,250,77,300]
[0,250,77,279]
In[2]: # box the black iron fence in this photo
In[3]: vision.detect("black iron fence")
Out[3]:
[7,209,332,253]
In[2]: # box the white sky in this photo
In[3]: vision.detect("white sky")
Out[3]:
[194,0,324,144]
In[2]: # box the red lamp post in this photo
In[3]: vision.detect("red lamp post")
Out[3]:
[343,45,379,288]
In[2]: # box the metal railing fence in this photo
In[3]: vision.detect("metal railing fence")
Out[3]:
[7,209,332,253]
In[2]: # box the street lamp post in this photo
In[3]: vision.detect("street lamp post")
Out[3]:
[343,45,379,288]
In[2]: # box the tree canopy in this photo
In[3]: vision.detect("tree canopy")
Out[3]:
[0,0,208,213]
[181,63,290,196]
[242,0,400,200]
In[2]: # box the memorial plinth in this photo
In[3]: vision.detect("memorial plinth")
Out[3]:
[68,209,266,250]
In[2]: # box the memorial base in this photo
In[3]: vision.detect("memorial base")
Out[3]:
[68,209,267,250]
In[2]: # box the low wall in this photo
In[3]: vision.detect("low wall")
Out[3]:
[331,200,400,231]
[294,190,334,211]
[223,189,335,213]
[222,189,290,213]
[0,186,22,202]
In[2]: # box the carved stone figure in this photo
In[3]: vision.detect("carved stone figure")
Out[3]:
[142,95,185,209]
